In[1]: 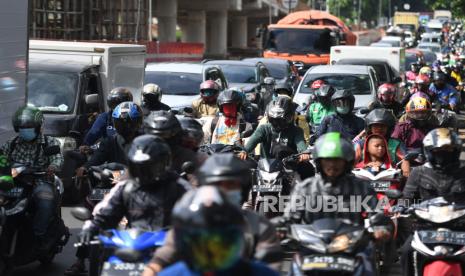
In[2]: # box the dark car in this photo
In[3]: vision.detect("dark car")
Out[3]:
[335,58,402,85]
[242,57,300,91]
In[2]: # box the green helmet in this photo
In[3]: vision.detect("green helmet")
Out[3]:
[313,132,355,172]
[12,106,44,132]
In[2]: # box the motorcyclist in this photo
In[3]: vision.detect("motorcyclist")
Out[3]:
[429,71,459,111]
[398,128,465,276]
[406,63,419,81]
[238,96,309,162]
[143,110,203,173]
[143,154,282,275]
[191,80,220,118]
[451,62,463,84]
[178,117,204,152]
[391,97,439,151]
[368,83,403,117]
[312,89,364,143]
[75,102,143,177]
[305,84,336,131]
[141,83,170,115]
[401,74,431,107]
[0,106,63,253]
[259,81,292,112]
[152,186,279,276]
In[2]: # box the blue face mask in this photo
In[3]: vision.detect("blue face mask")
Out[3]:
[225,190,242,206]
[19,128,37,141]
[336,106,350,115]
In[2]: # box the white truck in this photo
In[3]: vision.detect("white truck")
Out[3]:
[0,0,28,144]
[28,41,146,151]
[434,10,452,23]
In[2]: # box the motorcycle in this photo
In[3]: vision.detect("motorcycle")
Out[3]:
[84,162,126,209]
[0,145,69,275]
[399,197,465,276]
[72,207,166,276]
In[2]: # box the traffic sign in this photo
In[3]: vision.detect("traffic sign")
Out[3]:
[282,0,298,10]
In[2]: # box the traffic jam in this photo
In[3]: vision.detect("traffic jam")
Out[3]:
[1,1,465,276]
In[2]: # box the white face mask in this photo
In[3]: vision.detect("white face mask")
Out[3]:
[225,190,242,206]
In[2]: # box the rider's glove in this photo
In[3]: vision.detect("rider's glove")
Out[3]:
[79,227,97,245]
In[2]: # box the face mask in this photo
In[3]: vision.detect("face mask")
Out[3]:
[336,106,350,115]
[225,190,242,206]
[18,128,37,141]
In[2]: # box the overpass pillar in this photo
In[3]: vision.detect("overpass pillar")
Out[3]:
[231,16,248,48]
[156,0,177,42]
[206,9,228,57]
[181,10,206,44]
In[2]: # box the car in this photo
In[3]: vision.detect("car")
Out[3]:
[419,49,438,66]
[144,62,228,110]
[405,49,425,70]
[335,59,401,85]
[404,31,415,47]
[420,33,441,44]
[293,65,378,111]
[417,42,442,59]
[203,60,273,104]
[242,57,300,90]
[379,36,403,47]
[370,42,395,47]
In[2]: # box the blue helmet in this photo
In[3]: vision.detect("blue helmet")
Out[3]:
[112,101,143,138]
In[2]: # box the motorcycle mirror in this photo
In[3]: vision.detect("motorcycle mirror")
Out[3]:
[384,189,403,200]
[404,152,419,161]
[114,248,143,263]
[181,161,196,175]
[43,145,61,156]
[182,107,194,115]
[358,107,370,115]
[71,207,92,221]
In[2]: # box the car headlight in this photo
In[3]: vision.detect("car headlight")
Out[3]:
[415,206,465,223]
[56,136,77,152]
[328,230,364,253]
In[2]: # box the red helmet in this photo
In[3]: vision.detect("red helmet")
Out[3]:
[414,74,430,92]
[311,79,325,89]
[377,83,397,104]
[199,80,220,104]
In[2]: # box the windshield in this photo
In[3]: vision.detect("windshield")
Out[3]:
[216,65,256,84]
[300,73,372,95]
[265,28,335,55]
[28,71,78,113]
[264,63,288,79]
[144,71,202,95]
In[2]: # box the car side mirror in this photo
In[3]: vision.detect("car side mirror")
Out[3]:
[85,94,99,107]
[181,161,196,175]
[43,145,61,156]
[359,107,370,115]
[71,207,92,221]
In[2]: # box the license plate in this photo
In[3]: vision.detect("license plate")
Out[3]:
[89,189,111,201]
[371,181,390,192]
[252,185,283,193]
[101,262,145,276]
[418,230,465,245]
[4,187,24,198]
[302,255,355,272]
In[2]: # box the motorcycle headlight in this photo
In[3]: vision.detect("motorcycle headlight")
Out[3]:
[259,171,280,184]
[415,206,465,223]
[328,230,364,253]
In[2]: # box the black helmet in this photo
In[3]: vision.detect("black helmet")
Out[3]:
[315,84,335,105]
[197,153,252,203]
[274,82,293,97]
[111,102,143,139]
[107,87,133,110]
[433,71,446,82]
[12,106,44,132]
[364,108,396,134]
[331,89,355,115]
[217,89,243,112]
[178,117,204,151]
[143,110,182,140]
[142,83,163,105]
[127,134,172,185]
[313,132,355,174]
[423,128,462,172]
[266,96,295,131]
[171,186,245,272]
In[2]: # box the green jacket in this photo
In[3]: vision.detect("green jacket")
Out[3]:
[244,123,307,159]
[306,102,335,126]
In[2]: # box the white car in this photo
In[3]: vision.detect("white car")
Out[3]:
[293,65,378,111]
[144,63,228,110]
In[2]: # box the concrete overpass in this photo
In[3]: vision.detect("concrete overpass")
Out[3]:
[154,0,293,58]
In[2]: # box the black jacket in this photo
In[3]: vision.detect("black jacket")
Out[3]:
[313,113,365,144]
[142,102,171,116]
[88,173,190,231]
[85,134,130,168]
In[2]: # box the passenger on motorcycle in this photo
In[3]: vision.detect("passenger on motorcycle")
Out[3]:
[305,84,336,129]
[429,71,459,111]
[75,102,143,177]
[191,80,220,118]
[368,83,403,117]
[312,89,364,143]
[239,96,309,162]
[0,106,63,253]
[406,63,420,81]
[391,97,439,151]
[154,186,279,276]
[355,134,393,174]
[141,83,170,115]
[398,128,465,276]
[143,154,282,275]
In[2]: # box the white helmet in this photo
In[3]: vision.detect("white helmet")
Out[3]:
[142,83,162,102]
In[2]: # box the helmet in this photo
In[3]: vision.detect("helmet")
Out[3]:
[112,102,143,138]
[315,84,335,105]
[107,87,133,110]
[433,71,446,82]
[365,108,396,134]
[415,74,430,92]
[405,97,432,121]
[172,186,245,272]
[200,80,220,104]
[274,82,293,97]
[217,89,243,113]
[311,79,325,90]
[198,153,252,203]
[266,96,295,131]
[142,83,163,104]
[12,106,44,132]
[410,63,420,72]
[419,66,432,75]
[178,117,204,151]
[377,83,397,104]
[127,134,172,185]
[143,110,182,140]
[313,132,355,173]
[423,128,462,171]
[331,89,355,115]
